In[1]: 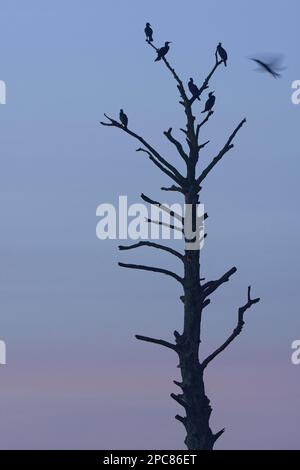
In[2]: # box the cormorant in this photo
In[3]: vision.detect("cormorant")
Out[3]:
[144,23,153,42]
[249,55,284,79]
[201,92,215,113]
[217,42,228,66]
[119,109,128,128]
[155,42,171,62]
[188,78,200,101]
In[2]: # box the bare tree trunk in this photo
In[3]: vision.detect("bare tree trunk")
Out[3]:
[101,32,260,451]
[174,197,216,449]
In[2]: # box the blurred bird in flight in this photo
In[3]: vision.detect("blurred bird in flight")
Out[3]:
[249,54,285,79]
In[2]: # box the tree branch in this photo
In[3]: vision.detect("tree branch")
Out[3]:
[146,40,189,104]
[213,429,225,444]
[146,41,203,160]
[202,286,260,369]
[136,148,182,186]
[198,140,210,152]
[197,119,246,184]
[164,128,188,162]
[190,51,223,104]
[202,267,237,298]
[118,262,183,284]
[175,414,187,426]
[100,114,184,183]
[141,193,183,223]
[170,393,188,409]
[161,185,184,193]
[150,157,183,185]
[196,111,214,141]
[118,241,183,261]
[135,334,177,351]
[146,218,183,234]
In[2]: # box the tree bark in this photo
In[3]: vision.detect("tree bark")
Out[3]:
[174,193,216,450]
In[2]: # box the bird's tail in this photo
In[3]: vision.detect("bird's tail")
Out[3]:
[149,35,153,42]
[224,60,227,67]
[201,110,206,113]
[154,56,160,62]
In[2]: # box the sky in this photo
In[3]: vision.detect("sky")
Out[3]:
[0,0,299,450]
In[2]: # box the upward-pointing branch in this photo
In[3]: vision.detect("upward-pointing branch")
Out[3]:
[196,111,214,141]
[197,119,246,184]
[202,286,260,369]
[146,40,189,104]
[190,51,223,104]
[146,40,200,160]
[202,267,237,298]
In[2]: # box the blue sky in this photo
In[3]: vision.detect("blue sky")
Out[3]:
[0,0,299,449]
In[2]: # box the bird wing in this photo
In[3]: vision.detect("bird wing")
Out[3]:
[221,47,227,59]
[250,58,264,67]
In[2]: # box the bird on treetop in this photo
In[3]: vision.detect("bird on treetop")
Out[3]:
[202,92,215,113]
[119,109,128,128]
[188,78,201,101]
[217,42,228,66]
[144,23,153,42]
[155,42,172,62]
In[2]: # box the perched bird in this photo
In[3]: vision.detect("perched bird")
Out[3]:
[249,54,285,79]
[202,92,215,113]
[188,78,200,101]
[217,42,228,66]
[144,23,153,42]
[155,42,171,61]
[119,109,128,128]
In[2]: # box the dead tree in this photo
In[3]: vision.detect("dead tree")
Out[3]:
[100,35,260,450]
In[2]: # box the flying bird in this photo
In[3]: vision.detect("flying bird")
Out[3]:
[249,54,285,79]
[188,78,200,101]
[217,42,228,66]
[119,109,128,128]
[144,23,153,42]
[155,42,171,62]
[202,92,215,113]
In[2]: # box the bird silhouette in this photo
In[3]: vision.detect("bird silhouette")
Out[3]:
[217,42,228,66]
[155,42,171,61]
[188,78,200,101]
[249,54,285,79]
[119,109,128,128]
[202,92,215,113]
[144,23,153,42]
